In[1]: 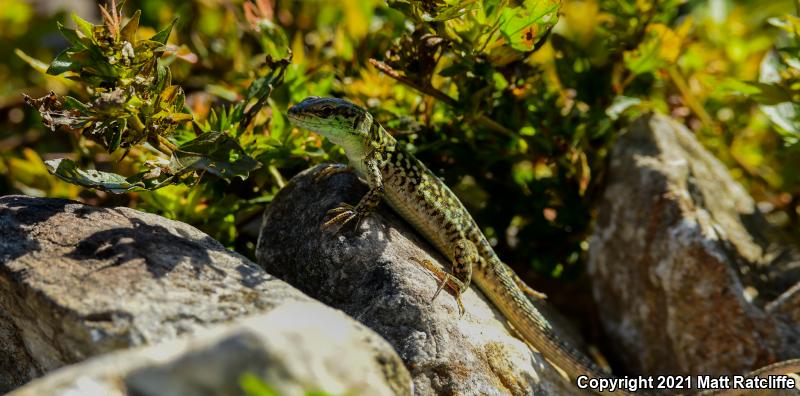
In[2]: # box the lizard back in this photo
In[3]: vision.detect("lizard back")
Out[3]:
[361,123,618,391]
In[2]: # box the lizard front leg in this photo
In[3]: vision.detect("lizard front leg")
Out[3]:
[323,156,384,232]
[410,239,477,315]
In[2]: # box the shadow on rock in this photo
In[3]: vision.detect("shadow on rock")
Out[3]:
[66,217,222,279]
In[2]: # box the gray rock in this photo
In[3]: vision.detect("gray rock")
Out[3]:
[589,114,800,375]
[0,195,408,394]
[256,165,584,396]
[8,301,412,396]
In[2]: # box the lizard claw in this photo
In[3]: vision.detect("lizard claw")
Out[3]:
[322,203,365,233]
[313,164,354,183]
[410,256,466,316]
[432,273,466,316]
[325,203,355,217]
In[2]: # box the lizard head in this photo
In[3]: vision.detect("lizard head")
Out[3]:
[287,97,373,146]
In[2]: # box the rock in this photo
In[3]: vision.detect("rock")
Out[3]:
[0,195,408,394]
[589,114,800,376]
[256,165,583,396]
[0,309,38,392]
[8,301,412,396]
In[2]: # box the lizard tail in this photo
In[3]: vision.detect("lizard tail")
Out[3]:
[480,262,800,396]
[476,261,634,396]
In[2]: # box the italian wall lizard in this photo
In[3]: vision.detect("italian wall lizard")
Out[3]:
[286,96,800,396]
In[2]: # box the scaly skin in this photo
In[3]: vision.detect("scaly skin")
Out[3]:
[287,96,800,396]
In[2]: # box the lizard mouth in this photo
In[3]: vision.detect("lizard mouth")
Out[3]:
[286,111,328,132]
[287,114,347,141]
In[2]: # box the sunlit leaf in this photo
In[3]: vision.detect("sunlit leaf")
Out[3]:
[44,158,146,193]
[71,13,94,39]
[46,49,78,75]
[150,17,177,44]
[240,373,280,396]
[120,10,141,43]
[498,0,559,52]
[624,21,690,75]
[63,96,90,112]
[15,49,50,74]
[758,50,800,134]
[424,3,476,22]
[172,132,262,180]
[57,22,87,49]
[606,96,641,120]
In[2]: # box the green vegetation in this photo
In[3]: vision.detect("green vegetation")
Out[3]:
[2,0,799,277]
[239,373,339,396]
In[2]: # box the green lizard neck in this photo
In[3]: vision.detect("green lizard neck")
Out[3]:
[368,122,396,151]
[342,121,396,161]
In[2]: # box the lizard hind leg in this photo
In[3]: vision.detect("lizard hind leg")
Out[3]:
[512,272,548,300]
[409,256,467,315]
[409,239,478,316]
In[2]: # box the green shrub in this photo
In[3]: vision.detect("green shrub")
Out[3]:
[6,0,800,275]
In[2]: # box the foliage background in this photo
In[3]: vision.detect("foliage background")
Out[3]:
[2,0,800,343]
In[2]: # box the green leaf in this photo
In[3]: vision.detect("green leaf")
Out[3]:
[498,0,560,52]
[171,131,261,180]
[745,82,793,105]
[46,49,77,75]
[15,49,50,74]
[761,102,800,135]
[257,21,291,61]
[269,100,285,132]
[718,77,762,95]
[240,373,280,396]
[624,39,663,75]
[150,17,177,44]
[424,3,476,22]
[483,0,503,19]
[44,158,145,193]
[605,96,641,120]
[155,63,171,92]
[107,119,126,152]
[120,10,141,43]
[63,96,90,112]
[759,50,800,134]
[767,15,800,35]
[58,22,86,49]
[71,13,95,40]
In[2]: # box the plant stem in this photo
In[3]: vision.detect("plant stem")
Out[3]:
[370,59,457,106]
[268,165,286,188]
[666,66,716,133]
[148,135,177,156]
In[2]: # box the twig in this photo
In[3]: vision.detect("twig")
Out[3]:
[149,135,178,156]
[369,59,515,137]
[475,116,515,137]
[666,66,716,133]
[268,165,286,188]
[370,59,457,106]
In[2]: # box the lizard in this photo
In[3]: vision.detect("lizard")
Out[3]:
[287,96,800,395]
